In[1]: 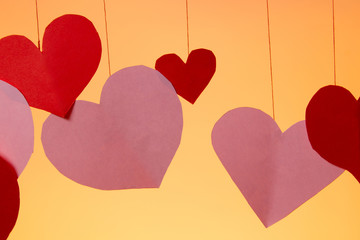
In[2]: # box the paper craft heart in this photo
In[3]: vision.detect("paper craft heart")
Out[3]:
[0,157,20,240]
[0,80,33,177]
[155,48,216,104]
[0,14,101,117]
[306,85,360,183]
[211,107,343,227]
[42,66,183,190]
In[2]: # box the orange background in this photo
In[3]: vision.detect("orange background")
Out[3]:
[1,0,360,239]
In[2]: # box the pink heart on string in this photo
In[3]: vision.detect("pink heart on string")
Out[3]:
[42,66,183,190]
[211,107,343,227]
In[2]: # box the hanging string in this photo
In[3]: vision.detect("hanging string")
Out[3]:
[186,0,190,55]
[266,0,275,120]
[332,0,337,85]
[103,0,111,76]
[35,0,40,49]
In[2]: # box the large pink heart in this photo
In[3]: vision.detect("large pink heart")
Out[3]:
[0,80,33,177]
[42,66,183,190]
[211,107,343,227]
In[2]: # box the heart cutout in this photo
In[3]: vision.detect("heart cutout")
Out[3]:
[42,66,183,190]
[155,48,216,104]
[306,85,360,182]
[0,157,20,240]
[0,14,102,117]
[212,107,343,227]
[0,80,34,177]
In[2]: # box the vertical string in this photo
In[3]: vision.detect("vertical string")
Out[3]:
[186,0,190,55]
[332,0,337,86]
[103,0,111,76]
[35,0,40,49]
[266,0,275,120]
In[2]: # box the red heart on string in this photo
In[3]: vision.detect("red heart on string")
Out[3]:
[0,157,20,240]
[306,85,360,182]
[0,14,101,117]
[155,48,216,104]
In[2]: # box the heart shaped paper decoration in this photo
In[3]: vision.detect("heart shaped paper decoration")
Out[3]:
[0,14,102,117]
[155,48,216,104]
[0,157,20,240]
[42,66,183,190]
[212,107,343,227]
[0,80,34,177]
[306,85,360,182]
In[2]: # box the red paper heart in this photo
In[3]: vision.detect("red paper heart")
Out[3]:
[0,157,20,240]
[155,48,216,104]
[0,14,101,117]
[306,85,360,182]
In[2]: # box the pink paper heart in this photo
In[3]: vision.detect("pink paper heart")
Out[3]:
[211,107,343,227]
[41,66,183,190]
[0,80,34,176]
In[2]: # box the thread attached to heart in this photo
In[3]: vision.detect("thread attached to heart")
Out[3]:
[154,1,216,104]
[211,0,344,227]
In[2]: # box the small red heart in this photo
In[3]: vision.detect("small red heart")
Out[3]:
[306,85,360,182]
[42,66,183,190]
[0,14,101,117]
[155,48,216,104]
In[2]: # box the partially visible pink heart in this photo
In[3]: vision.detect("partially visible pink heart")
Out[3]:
[155,48,216,104]
[211,107,343,227]
[0,80,33,177]
[41,66,183,190]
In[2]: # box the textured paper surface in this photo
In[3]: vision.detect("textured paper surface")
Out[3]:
[42,66,183,190]
[212,107,344,227]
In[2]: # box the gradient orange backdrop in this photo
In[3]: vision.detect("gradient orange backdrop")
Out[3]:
[1,0,360,239]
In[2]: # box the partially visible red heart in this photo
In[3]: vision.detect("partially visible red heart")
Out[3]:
[0,14,101,117]
[155,48,216,104]
[306,85,360,182]
[0,157,20,240]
